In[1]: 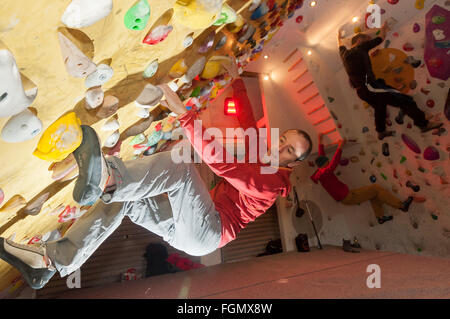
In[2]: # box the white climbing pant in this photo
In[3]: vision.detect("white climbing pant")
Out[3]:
[46,151,222,277]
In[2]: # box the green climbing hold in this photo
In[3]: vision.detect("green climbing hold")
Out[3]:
[400,156,407,163]
[130,133,146,146]
[417,247,422,252]
[124,0,151,31]
[380,173,387,180]
[376,30,381,35]
[190,87,202,98]
[432,15,446,25]
[146,130,163,147]
[431,214,438,220]
[418,167,426,173]
[328,97,335,103]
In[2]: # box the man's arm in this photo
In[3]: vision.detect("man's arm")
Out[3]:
[326,139,346,172]
[318,133,325,156]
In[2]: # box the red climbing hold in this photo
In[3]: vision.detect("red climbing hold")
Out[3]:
[296,15,303,24]
[426,99,435,108]
[403,43,414,52]
[388,0,399,4]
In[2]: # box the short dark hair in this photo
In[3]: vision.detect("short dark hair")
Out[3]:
[291,129,313,162]
[352,33,370,45]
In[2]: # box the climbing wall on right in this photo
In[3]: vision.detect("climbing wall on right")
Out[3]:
[275,0,450,258]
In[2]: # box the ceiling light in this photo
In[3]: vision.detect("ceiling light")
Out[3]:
[310,1,317,7]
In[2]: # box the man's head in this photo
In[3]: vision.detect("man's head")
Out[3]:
[315,156,329,168]
[351,33,372,47]
[269,129,312,168]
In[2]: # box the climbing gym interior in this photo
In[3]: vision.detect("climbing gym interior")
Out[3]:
[0,0,449,299]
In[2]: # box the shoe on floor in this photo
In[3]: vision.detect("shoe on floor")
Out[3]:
[0,238,55,290]
[73,125,111,206]
[420,121,443,133]
[400,196,414,212]
[377,215,393,224]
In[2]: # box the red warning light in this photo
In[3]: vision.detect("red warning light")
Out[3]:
[224,97,237,115]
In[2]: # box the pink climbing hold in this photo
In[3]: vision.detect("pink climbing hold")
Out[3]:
[143,25,173,45]
[402,134,422,154]
[423,146,440,160]
[413,23,421,33]
[393,32,399,37]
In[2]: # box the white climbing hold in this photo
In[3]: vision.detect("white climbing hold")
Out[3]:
[183,35,194,48]
[58,32,97,78]
[103,130,120,148]
[143,59,159,79]
[136,108,151,119]
[433,29,445,41]
[102,117,120,131]
[1,108,42,143]
[85,64,114,88]
[0,49,38,118]
[62,0,113,29]
[85,86,104,109]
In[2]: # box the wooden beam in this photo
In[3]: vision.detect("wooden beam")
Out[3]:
[293,69,308,82]
[322,128,337,135]
[313,116,331,126]
[288,57,303,72]
[297,80,313,93]
[307,103,325,115]
[283,48,298,63]
[302,92,319,104]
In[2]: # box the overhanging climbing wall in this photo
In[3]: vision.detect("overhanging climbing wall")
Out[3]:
[0,0,306,298]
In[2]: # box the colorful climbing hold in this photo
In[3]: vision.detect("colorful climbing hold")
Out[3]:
[406,181,421,192]
[426,99,435,108]
[401,134,421,154]
[33,112,83,162]
[413,23,421,33]
[432,15,446,24]
[0,194,26,213]
[400,156,407,164]
[143,25,173,45]
[423,146,440,160]
[339,158,349,166]
[124,0,151,31]
[418,167,426,173]
[382,143,389,156]
[62,0,113,29]
[403,43,414,52]
[388,0,399,4]
[370,175,377,183]
[381,173,387,180]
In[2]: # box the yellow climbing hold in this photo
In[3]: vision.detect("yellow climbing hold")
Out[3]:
[173,0,223,30]
[169,59,188,78]
[354,26,361,34]
[33,112,82,162]
[201,57,229,80]
[0,194,26,213]
[415,0,425,10]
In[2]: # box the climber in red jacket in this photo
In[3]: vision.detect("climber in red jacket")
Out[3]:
[311,133,413,224]
[0,57,313,289]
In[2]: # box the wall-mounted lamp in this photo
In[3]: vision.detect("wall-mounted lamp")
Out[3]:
[310,1,318,7]
[307,50,312,56]
[224,97,237,115]
[352,16,359,23]
[264,55,269,59]
[263,74,270,80]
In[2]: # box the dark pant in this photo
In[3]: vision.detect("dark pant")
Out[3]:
[356,80,428,133]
